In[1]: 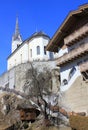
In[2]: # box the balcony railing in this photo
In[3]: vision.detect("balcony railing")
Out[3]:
[64,23,88,46]
[79,61,88,72]
[57,42,88,66]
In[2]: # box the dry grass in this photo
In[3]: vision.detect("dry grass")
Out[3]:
[28,118,71,130]
[70,115,88,130]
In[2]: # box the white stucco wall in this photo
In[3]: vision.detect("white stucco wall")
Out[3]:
[7,35,52,70]
[59,37,88,91]
[12,40,22,53]
[8,43,28,70]
[28,37,50,61]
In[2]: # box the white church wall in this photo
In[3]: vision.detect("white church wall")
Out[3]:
[28,36,50,61]
[41,37,51,60]
[8,43,28,70]
[12,40,22,53]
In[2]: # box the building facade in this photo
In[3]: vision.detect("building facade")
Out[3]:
[7,18,53,70]
[46,4,88,112]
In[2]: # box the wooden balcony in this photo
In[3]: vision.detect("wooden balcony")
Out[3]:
[79,61,88,72]
[64,23,88,46]
[57,43,88,66]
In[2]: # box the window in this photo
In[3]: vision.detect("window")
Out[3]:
[44,46,46,55]
[17,44,20,48]
[30,49,32,57]
[37,46,40,55]
[68,66,76,80]
[62,79,68,86]
[49,52,54,59]
[82,71,88,81]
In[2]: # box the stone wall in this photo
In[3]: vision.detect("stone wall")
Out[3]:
[0,61,60,93]
[15,61,57,92]
[0,68,15,89]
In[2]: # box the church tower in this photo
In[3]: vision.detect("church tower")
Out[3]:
[12,17,22,52]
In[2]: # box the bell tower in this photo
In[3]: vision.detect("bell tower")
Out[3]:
[12,17,22,52]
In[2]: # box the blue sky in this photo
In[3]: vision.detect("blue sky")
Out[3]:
[0,0,88,75]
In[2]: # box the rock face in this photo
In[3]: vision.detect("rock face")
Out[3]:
[15,61,57,92]
[0,61,57,92]
[0,93,20,127]
[51,67,60,93]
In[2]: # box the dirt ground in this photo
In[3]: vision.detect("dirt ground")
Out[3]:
[28,126,71,130]
[59,126,71,130]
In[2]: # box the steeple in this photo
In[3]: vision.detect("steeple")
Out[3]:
[12,17,22,52]
[13,17,22,41]
[15,17,20,37]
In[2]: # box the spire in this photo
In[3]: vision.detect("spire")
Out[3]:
[12,17,22,41]
[12,17,22,52]
[15,17,20,36]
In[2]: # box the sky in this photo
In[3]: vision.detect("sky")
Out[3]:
[0,0,88,75]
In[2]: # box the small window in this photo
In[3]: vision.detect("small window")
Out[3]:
[17,44,20,48]
[49,52,54,59]
[82,71,88,81]
[37,46,40,55]
[68,66,76,80]
[44,46,46,55]
[30,49,32,57]
[62,79,68,86]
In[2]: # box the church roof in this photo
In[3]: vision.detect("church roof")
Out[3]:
[28,31,50,40]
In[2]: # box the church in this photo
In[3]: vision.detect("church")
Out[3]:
[7,18,54,70]
[0,18,57,90]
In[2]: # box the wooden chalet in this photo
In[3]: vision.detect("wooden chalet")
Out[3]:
[46,3,88,82]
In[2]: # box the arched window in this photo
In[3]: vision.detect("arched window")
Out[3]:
[37,46,40,55]
[44,46,46,55]
[62,79,68,86]
[69,66,76,80]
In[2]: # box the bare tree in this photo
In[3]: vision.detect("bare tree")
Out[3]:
[23,62,52,119]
